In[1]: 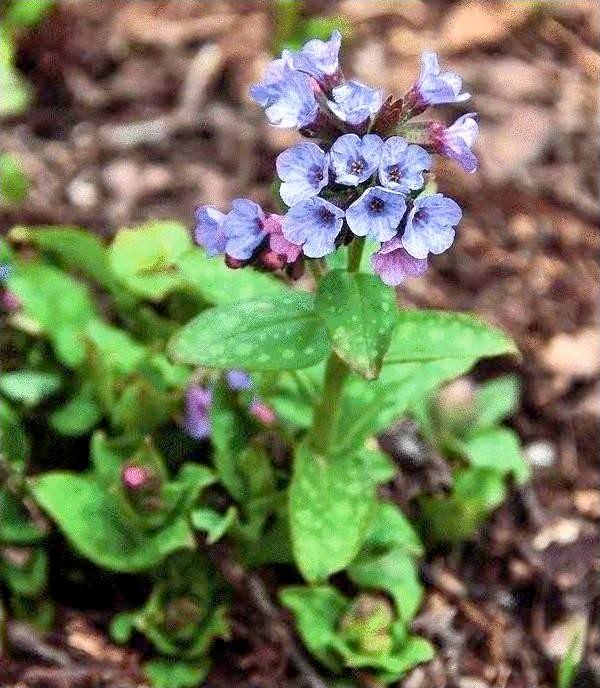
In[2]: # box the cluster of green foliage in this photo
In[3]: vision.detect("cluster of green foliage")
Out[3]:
[1,220,530,686]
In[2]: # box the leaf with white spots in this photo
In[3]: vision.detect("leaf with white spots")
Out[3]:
[169,292,330,371]
[316,270,396,379]
[385,310,517,364]
[289,442,386,582]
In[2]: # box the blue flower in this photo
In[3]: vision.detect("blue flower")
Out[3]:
[184,385,212,440]
[282,197,344,258]
[378,136,431,194]
[401,193,462,259]
[330,133,383,186]
[409,51,470,108]
[226,369,252,391]
[223,199,267,260]
[250,62,318,129]
[289,30,342,86]
[193,206,227,256]
[346,187,407,242]
[430,113,479,173]
[0,264,11,281]
[276,142,329,207]
[328,80,383,126]
[371,236,428,286]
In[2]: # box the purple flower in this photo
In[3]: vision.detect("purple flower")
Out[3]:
[263,213,302,264]
[371,236,428,286]
[378,137,431,194]
[276,142,329,207]
[289,31,342,87]
[330,133,383,186]
[226,369,252,391]
[429,113,479,173]
[282,197,344,258]
[346,187,407,242]
[328,80,383,126]
[223,199,267,261]
[184,385,213,440]
[193,206,227,256]
[250,62,318,129]
[408,52,470,109]
[401,193,462,260]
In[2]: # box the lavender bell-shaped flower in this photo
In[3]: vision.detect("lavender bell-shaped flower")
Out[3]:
[223,199,268,261]
[288,30,343,89]
[193,206,227,256]
[378,137,431,194]
[282,197,344,258]
[428,113,479,174]
[183,386,213,440]
[401,193,462,260]
[371,236,428,286]
[330,133,383,186]
[346,187,407,243]
[250,62,319,130]
[226,369,252,391]
[276,142,329,207]
[328,80,383,127]
[406,51,470,112]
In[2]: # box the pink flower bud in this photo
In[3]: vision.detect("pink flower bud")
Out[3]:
[121,463,153,491]
[249,398,276,426]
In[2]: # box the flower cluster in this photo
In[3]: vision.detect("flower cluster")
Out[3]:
[194,33,478,285]
[183,370,275,441]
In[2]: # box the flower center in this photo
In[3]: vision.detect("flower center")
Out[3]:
[369,197,384,214]
[414,209,429,224]
[310,165,324,183]
[349,158,365,175]
[317,206,335,224]
[387,165,402,183]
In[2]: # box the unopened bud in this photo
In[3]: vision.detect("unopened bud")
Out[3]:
[121,463,153,491]
[249,398,276,426]
[339,594,394,656]
[225,255,247,270]
[164,596,202,632]
[0,290,21,311]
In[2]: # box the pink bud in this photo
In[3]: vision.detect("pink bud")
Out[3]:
[0,290,21,311]
[249,399,276,426]
[121,463,152,491]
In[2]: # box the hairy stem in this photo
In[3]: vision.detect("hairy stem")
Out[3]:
[309,240,364,454]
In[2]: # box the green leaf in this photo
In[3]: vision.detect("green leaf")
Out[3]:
[30,473,195,572]
[49,385,101,436]
[471,375,520,431]
[85,319,146,374]
[0,26,31,117]
[0,399,30,470]
[4,0,54,27]
[335,358,476,454]
[144,659,210,688]
[0,370,61,407]
[8,262,96,366]
[279,585,348,671]
[0,547,47,598]
[348,503,424,622]
[289,443,381,582]
[170,292,329,371]
[462,428,530,484]
[109,221,192,300]
[177,248,289,304]
[385,310,517,365]
[316,270,396,379]
[0,490,45,544]
[0,153,27,202]
[374,636,435,683]
[191,506,237,545]
[10,225,122,295]
[557,630,585,688]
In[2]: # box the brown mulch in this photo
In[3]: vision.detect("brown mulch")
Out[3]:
[1,1,598,687]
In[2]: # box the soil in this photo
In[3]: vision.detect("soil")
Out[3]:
[1,2,598,687]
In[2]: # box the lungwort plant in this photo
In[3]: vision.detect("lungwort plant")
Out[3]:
[1,32,530,687]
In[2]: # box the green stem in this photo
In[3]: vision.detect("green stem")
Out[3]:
[308,240,364,454]
[347,237,365,273]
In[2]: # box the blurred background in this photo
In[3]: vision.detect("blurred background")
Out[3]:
[0,1,598,686]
